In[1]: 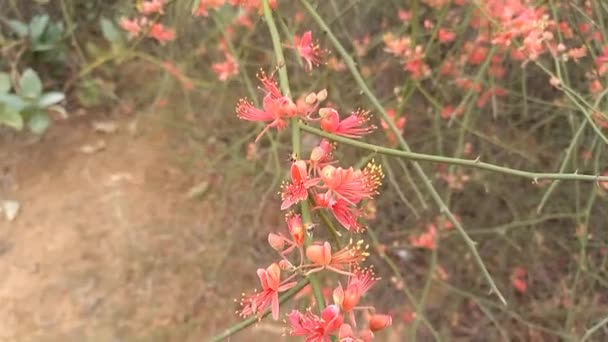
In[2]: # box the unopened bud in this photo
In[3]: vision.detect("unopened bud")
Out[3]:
[305,92,317,104]
[368,314,392,332]
[268,233,285,251]
[316,89,328,102]
[359,328,375,342]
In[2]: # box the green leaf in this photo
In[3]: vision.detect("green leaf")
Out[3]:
[100,17,123,44]
[29,14,50,42]
[28,111,51,134]
[38,92,65,107]
[19,68,43,99]
[0,105,23,130]
[0,93,27,111]
[7,20,29,37]
[0,73,10,93]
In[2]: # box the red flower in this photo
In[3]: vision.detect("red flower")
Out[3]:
[192,0,224,17]
[328,198,364,232]
[320,108,376,138]
[333,268,378,311]
[148,23,175,44]
[238,263,297,320]
[288,305,343,341]
[120,17,143,39]
[305,241,368,276]
[380,108,406,145]
[438,28,456,43]
[510,267,527,293]
[138,0,165,15]
[293,31,324,71]
[280,160,320,210]
[310,139,335,173]
[212,53,239,81]
[409,224,437,250]
[320,162,384,205]
[236,96,296,142]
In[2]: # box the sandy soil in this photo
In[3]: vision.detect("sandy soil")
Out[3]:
[0,114,286,342]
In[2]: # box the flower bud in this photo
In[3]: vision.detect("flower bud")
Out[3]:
[268,233,285,251]
[368,314,392,332]
[358,328,374,342]
[286,212,305,246]
[339,323,355,341]
[319,108,340,133]
[305,92,317,104]
[316,89,328,102]
[306,242,332,265]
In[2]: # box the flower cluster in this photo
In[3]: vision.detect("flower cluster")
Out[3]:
[383,0,608,118]
[238,210,393,340]
[236,70,376,143]
[120,0,175,44]
[234,67,391,339]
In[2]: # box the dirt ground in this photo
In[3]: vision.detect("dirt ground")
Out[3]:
[0,113,288,342]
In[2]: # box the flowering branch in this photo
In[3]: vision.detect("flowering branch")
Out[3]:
[260,0,326,312]
[299,123,608,183]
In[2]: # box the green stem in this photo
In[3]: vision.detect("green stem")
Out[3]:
[299,124,608,183]
[262,0,325,313]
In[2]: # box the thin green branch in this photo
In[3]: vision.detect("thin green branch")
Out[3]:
[299,124,608,183]
[581,315,608,342]
[262,0,326,314]
[300,0,506,306]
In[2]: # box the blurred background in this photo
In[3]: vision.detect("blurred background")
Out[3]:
[1,0,608,341]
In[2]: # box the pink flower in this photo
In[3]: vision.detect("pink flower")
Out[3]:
[305,241,368,276]
[212,53,239,81]
[120,17,142,39]
[333,268,378,312]
[257,70,283,100]
[280,160,320,210]
[510,267,527,293]
[239,263,297,320]
[320,108,376,138]
[380,108,406,145]
[192,0,225,17]
[138,0,165,15]
[288,305,344,341]
[237,0,276,11]
[286,211,306,247]
[236,72,297,142]
[410,224,437,250]
[148,23,175,44]
[438,28,456,43]
[320,162,384,205]
[310,139,334,173]
[293,31,324,71]
[327,198,364,232]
